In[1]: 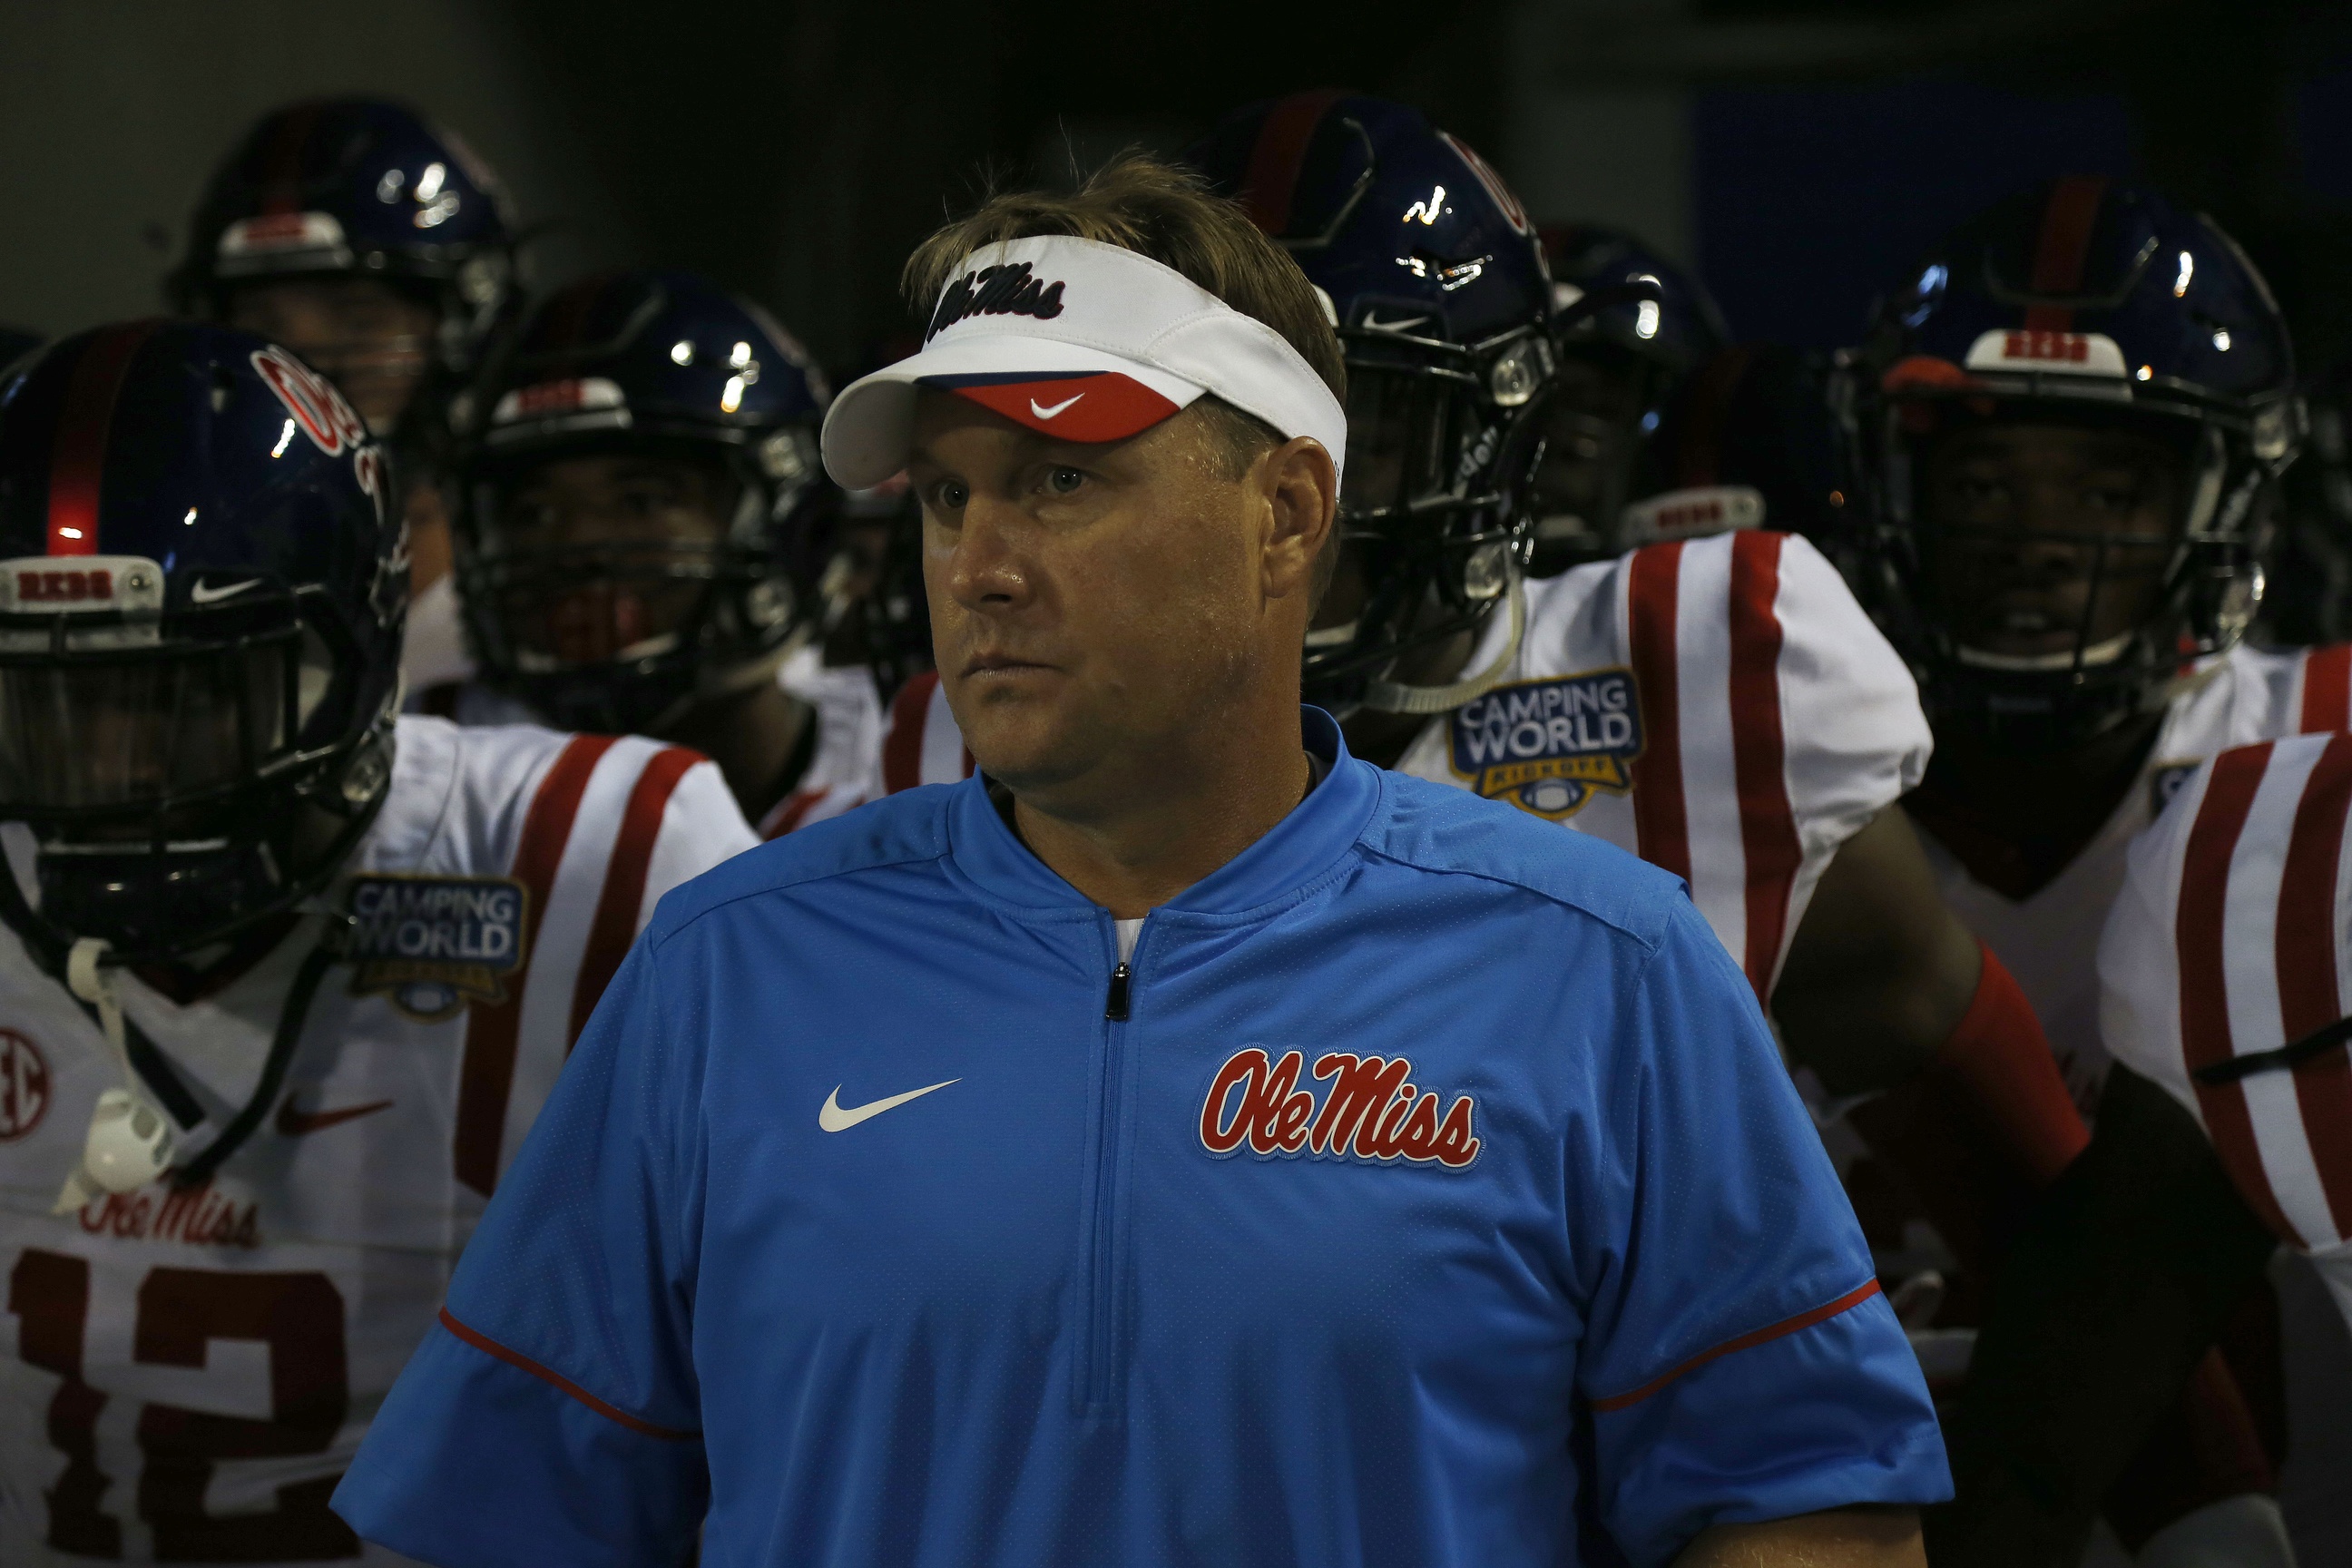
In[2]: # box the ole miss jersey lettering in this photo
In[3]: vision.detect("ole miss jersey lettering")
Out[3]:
[1199,1048,1481,1168]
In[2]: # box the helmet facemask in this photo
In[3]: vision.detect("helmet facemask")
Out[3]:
[460,436,811,735]
[0,578,392,965]
[1857,384,2271,751]
[1303,323,1550,716]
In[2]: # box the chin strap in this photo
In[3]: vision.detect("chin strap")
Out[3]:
[54,938,177,1214]
[1359,564,1527,717]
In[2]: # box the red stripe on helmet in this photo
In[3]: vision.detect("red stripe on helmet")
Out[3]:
[1240,90,1347,239]
[259,101,323,216]
[2021,175,2108,334]
[44,322,158,557]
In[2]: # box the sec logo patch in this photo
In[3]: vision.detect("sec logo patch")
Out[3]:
[1449,669,1644,819]
[0,1028,51,1142]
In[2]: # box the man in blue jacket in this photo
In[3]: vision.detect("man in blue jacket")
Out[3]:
[333,156,1947,1567]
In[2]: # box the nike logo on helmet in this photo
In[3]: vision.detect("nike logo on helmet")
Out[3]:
[818,1079,959,1132]
[1029,394,1084,420]
[1359,312,1431,335]
[189,578,264,604]
[276,1093,394,1137]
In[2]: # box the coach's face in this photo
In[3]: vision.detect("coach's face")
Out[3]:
[908,392,1333,805]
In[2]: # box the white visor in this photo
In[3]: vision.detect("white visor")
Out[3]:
[820,235,1346,489]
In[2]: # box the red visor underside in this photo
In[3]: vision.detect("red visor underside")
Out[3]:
[930,372,1184,444]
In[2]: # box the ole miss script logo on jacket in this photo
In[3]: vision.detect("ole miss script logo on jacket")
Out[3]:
[1200,1049,1481,1169]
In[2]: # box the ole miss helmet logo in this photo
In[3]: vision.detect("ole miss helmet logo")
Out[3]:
[1200,1048,1480,1169]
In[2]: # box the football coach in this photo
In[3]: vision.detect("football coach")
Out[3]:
[335,160,1946,1567]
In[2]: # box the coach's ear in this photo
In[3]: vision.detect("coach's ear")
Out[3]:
[1261,436,1338,604]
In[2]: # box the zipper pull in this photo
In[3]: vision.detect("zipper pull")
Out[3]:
[1104,961,1132,1022]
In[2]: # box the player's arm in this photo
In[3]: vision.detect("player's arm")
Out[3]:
[1577,899,1949,1565]
[1776,804,2090,1240]
[1924,1063,2279,1568]
[1679,1505,1925,1566]
[1772,804,1978,1095]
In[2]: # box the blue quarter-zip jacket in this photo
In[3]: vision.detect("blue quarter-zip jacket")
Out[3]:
[335,710,1946,1568]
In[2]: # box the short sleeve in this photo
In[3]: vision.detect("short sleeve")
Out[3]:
[1769,534,1932,892]
[1575,898,1949,1563]
[333,938,709,1567]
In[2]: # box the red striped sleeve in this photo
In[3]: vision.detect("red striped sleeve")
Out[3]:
[2299,645,2351,734]
[1726,531,1802,998]
[2177,741,2302,1243]
[882,671,938,796]
[1627,543,1690,886]
[453,734,615,1196]
[437,1308,695,1440]
[568,746,705,1049]
[46,323,156,555]
[1591,1279,1883,1413]
[2277,733,2352,1235]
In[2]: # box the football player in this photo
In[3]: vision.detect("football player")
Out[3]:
[887,94,2090,1267]
[172,98,520,701]
[1929,730,2352,1566]
[1839,176,2320,1563]
[0,322,756,1563]
[445,270,882,838]
[1524,223,1737,573]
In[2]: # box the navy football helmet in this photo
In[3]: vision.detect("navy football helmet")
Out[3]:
[1529,224,1730,572]
[453,270,834,734]
[0,322,403,967]
[1839,177,2300,750]
[1190,92,1554,714]
[171,99,518,447]
[0,328,38,372]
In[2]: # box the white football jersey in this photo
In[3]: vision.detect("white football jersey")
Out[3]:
[1923,643,2352,1101]
[881,531,1929,998]
[2098,728,2352,1338]
[426,650,885,841]
[0,715,757,1564]
[755,646,885,838]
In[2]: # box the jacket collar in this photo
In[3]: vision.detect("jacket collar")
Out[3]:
[944,706,1378,918]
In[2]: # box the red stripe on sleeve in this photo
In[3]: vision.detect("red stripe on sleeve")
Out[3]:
[882,671,938,796]
[453,734,615,1196]
[437,1308,696,1440]
[1726,532,1803,999]
[2276,733,2352,1236]
[2298,645,2351,734]
[1627,543,1690,886]
[1240,91,1345,239]
[45,323,157,556]
[568,746,705,1049]
[2021,175,2108,334]
[2177,741,2302,1243]
[1591,1279,1884,1413]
